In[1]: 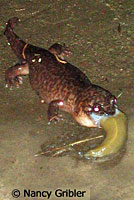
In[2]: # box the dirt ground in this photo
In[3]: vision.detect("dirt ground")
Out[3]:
[0,0,134,199]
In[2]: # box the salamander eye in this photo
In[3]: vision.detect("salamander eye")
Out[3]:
[93,104,100,112]
[110,97,117,105]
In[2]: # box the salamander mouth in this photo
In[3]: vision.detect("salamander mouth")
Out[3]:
[90,108,120,128]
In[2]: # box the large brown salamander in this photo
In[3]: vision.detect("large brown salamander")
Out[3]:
[4,17,127,159]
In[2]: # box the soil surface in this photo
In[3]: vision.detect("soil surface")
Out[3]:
[0,0,134,199]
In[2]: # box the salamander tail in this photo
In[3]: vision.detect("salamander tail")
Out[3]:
[4,17,26,61]
[4,17,20,34]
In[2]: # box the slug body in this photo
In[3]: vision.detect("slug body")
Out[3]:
[4,18,127,158]
[84,110,127,158]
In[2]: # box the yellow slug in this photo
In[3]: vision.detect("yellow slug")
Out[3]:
[84,110,127,158]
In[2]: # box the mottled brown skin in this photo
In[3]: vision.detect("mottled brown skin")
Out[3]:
[4,17,117,128]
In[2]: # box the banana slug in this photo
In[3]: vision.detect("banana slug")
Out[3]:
[84,110,127,158]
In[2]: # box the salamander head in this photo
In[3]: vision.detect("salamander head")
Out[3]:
[73,86,118,128]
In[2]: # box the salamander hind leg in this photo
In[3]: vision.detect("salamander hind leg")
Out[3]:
[48,100,64,123]
[48,43,72,62]
[5,62,29,88]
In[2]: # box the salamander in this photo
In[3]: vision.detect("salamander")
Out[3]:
[4,17,126,159]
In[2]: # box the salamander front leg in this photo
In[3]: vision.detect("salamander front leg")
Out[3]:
[5,62,29,88]
[48,100,64,123]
